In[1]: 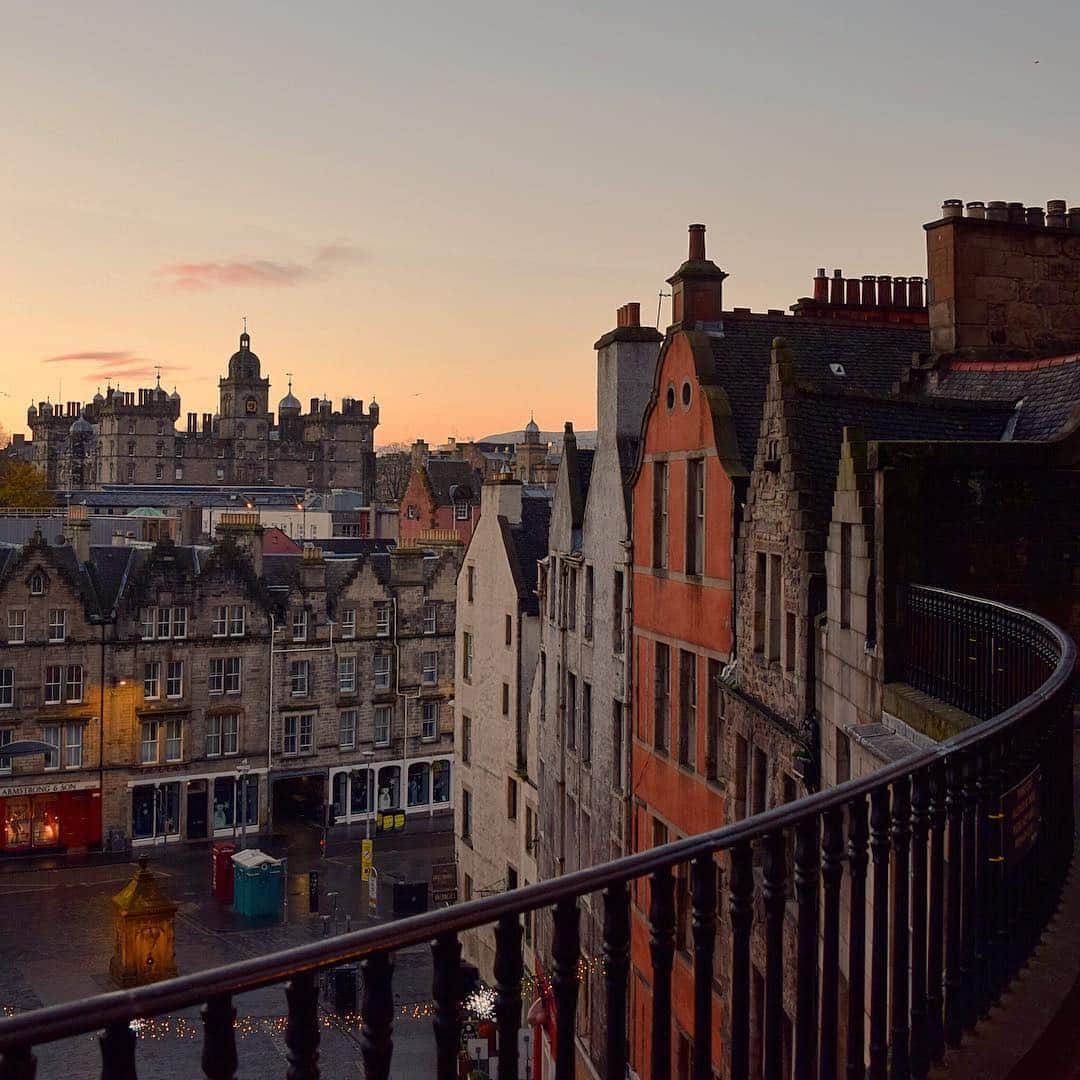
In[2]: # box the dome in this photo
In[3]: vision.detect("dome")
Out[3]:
[70,413,93,436]
[27,403,37,418]
[169,387,181,402]
[279,390,301,413]
[93,388,105,405]
[523,415,540,443]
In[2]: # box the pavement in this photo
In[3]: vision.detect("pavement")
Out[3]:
[0,813,456,1078]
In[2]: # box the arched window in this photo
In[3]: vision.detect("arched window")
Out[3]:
[350,769,372,814]
[377,765,400,811]
[407,762,430,807]
[432,760,451,803]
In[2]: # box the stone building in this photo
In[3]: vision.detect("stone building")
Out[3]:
[532,302,660,1076]
[25,331,379,495]
[398,459,482,547]
[0,509,460,856]
[454,478,551,987]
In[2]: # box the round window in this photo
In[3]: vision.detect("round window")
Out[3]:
[665,384,676,413]
[681,380,693,409]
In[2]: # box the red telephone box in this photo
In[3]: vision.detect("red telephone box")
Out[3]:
[211,842,237,902]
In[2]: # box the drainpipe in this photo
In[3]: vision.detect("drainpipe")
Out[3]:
[98,619,106,849]
[266,614,275,836]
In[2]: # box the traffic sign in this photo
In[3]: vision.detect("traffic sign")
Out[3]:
[361,838,373,882]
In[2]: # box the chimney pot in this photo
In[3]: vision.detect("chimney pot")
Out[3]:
[1047,200,1067,228]
[688,224,706,261]
[892,276,909,308]
[877,275,892,307]
[625,301,640,327]
[1068,208,1080,233]
[907,276,925,308]
[987,201,1008,222]
[813,269,828,303]
[845,278,861,305]
[861,275,878,307]
[1007,202,1026,224]
[942,199,964,218]
[1025,206,1046,228]
[965,201,986,220]
[829,270,845,305]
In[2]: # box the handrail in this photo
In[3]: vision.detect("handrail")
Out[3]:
[0,584,1074,1067]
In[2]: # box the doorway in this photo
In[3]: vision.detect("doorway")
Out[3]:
[186,780,208,840]
[272,773,326,849]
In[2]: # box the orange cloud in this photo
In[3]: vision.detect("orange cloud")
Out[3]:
[157,243,365,290]
[44,350,150,365]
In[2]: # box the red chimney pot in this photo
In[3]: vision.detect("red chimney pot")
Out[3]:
[688,224,706,261]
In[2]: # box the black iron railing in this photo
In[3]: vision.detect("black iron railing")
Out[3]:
[0,585,1074,1080]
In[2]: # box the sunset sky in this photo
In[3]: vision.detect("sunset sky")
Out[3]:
[4,0,1077,447]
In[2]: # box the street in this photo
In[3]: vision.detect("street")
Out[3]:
[0,817,455,1078]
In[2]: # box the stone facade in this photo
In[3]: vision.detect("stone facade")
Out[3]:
[26,332,378,495]
[454,479,549,987]
[0,510,460,856]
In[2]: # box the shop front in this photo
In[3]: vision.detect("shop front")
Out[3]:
[129,769,264,846]
[330,756,453,826]
[0,779,102,853]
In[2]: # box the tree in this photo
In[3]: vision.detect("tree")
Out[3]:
[0,461,54,508]
[375,442,417,503]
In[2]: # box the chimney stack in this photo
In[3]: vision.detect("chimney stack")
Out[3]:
[813,269,828,303]
[829,270,845,305]
[688,224,706,261]
[64,504,91,564]
[615,302,641,328]
[1046,200,1067,229]
[861,275,877,306]
[215,511,264,577]
[892,276,908,308]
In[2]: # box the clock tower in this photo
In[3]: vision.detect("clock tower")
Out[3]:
[218,330,271,441]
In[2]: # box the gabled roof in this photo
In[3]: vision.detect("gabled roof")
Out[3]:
[500,494,552,615]
[424,460,482,506]
[708,312,929,471]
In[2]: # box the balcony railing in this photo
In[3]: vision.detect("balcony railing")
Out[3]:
[0,585,1074,1080]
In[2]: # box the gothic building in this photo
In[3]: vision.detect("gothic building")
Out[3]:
[25,331,379,495]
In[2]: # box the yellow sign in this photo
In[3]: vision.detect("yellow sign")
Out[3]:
[361,839,373,882]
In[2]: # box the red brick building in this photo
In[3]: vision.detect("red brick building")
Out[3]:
[398,459,482,547]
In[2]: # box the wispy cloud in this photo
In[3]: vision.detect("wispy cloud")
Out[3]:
[157,242,366,291]
[44,350,151,366]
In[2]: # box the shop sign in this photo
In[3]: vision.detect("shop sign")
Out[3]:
[431,859,458,904]
[0,779,98,798]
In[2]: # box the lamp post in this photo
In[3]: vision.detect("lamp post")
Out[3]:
[362,749,374,914]
[237,757,251,850]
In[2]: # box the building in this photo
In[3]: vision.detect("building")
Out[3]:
[24,331,379,495]
[533,300,661,1076]
[398,459,482,547]
[0,508,460,855]
[454,477,551,987]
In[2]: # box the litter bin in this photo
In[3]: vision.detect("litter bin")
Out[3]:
[331,965,358,1014]
[211,842,237,902]
[231,849,286,918]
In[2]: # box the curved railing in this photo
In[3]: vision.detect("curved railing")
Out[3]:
[0,586,1074,1080]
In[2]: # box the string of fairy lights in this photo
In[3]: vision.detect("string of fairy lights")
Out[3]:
[0,956,612,1043]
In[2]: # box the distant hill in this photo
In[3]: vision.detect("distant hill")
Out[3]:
[480,429,597,449]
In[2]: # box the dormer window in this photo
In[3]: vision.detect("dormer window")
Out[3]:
[292,609,308,642]
[29,572,45,596]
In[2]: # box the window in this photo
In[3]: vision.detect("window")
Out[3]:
[507,777,519,820]
[421,701,438,741]
[338,655,356,694]
[283,713,314,755]
[767,554,782,663]
[375,602,391,637]
[784,611,796,673]
[290,660,310,696]
[612,699,624,791]
[565,671,577,749]
[462,632,473,681]
[461,787,473,841]
[753,552,767,654]
[567,568,577,631]
[47,609,66,643]
[501,682,510,717]
[433,760,451,803]
[141,719,159,764]
[539,652,547,723]
[173,607,188,639]
[62,664,83,703]
[654,643,671,751]
[229,605,245,637]
[43,723,60,770]
[581,681,592,764]
[840,523,853,629]
[156,606,172,640]
[341,608,356,639]
[209,657,241,695]
[29,572,45,596]
[686,458,705,575]
[164,718,182,762]
[466,566,475,602]
[374,705,392,747]
[224,658,241,693]
[0,729,11,775]
[423,602,437,635]
[836,730,851,785]
[462,715,472,763]
[212,606,228,637]
[0,668,12,708]
[155,464,164,480]
[584,566,594,640]
[374,654,392,690]
[144,661,161,701]
[652,461,669,568]
[734,735,749,820]
[45,667,61,706]
[416,650,437,686]
[752,746,768,816]
[292,609,308,642]
[8,610,25,644]
[678,650,697,769]
[408,762,431,807]
[547,561,557,621]
[206,714,239,757]
[455,500,470,521]
[505,613,513,648]
[128,463,136,482]
[464,873,473,901]
[349,768,373,814]
[706,659,722,781]
[339,709,357,749]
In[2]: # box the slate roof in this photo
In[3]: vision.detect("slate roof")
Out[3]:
[792,390,1014,527]
[86,546,138,615]
[574,449,596,503]
[425,460,482,506]
[917,358,1080,442]
[314,538,395,557]
[501,493,552,615]
[709,313,930,471]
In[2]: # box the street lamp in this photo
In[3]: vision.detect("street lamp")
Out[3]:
[295,498,307,540]
[237,757,251,850]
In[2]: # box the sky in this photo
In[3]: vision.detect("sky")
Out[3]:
[3,0,1078,447]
